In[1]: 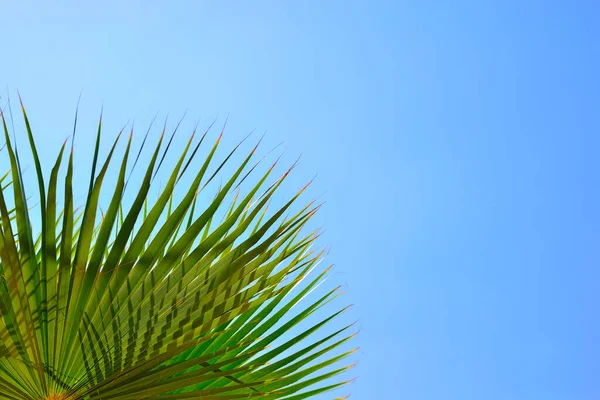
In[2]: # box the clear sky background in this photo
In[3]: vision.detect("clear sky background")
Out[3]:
[2,1,600,399]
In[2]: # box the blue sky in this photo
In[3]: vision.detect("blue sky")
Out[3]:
[2,1,600,399]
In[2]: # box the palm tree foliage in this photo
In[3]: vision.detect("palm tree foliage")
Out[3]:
[0,103,355,400]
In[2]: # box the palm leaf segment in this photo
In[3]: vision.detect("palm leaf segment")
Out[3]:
[0,104,355,400]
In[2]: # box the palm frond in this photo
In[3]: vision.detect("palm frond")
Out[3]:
[0,105,355,400]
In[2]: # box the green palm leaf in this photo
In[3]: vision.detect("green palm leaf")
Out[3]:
[0,104,355,400]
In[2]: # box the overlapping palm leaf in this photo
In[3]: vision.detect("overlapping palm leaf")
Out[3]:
[0,104,355,400]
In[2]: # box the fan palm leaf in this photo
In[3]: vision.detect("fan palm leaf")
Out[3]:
[0,103,355,400]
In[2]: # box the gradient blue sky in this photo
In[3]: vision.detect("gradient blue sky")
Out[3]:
[2,1,600,399]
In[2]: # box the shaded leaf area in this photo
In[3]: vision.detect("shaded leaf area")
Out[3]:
[0,105,355,399]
